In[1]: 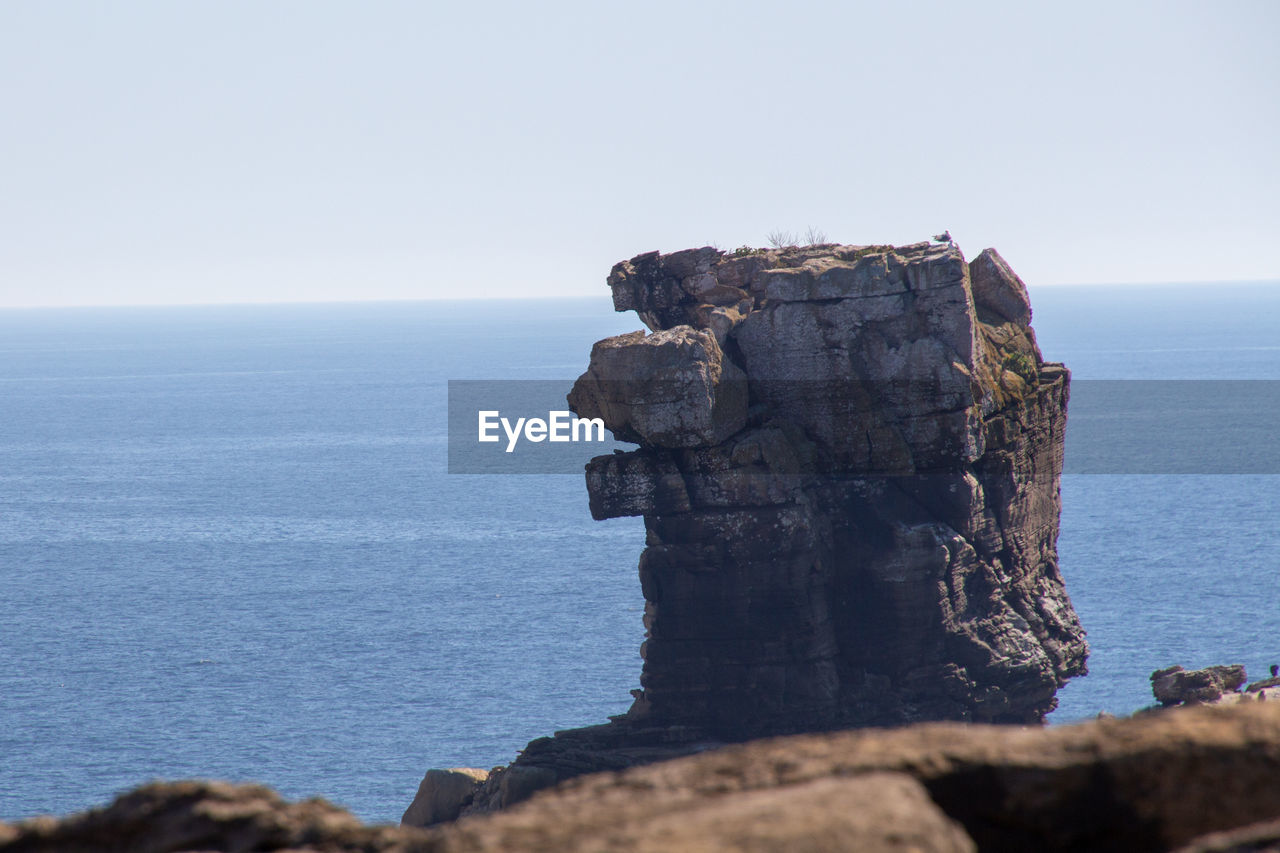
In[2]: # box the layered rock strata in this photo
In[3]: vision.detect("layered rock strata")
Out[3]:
[568,241,1087,736]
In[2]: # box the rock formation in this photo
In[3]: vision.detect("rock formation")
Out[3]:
[0,780,433,853]
[15,703,1280,852]
[568,241,1087,736]
[403,240,1090,820]
[401,769,491,828]
[1151,664,1280,708]
[1153,664,1249,706]
[437,702,1280,853]
[1248,676,1280,694]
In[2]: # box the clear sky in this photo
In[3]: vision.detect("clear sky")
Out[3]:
[1,1,1276,308]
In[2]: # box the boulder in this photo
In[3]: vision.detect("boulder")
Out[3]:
[567,326,747,448]
[969,247,1033,327]
[0,780,432,852]
[401,767,490,828]
[1152,665,1248,706]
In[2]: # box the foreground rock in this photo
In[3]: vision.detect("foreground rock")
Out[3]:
[402,769,490,828]
[13,704,1280,851]
[435,702,1280,853]
[0,780,434,852]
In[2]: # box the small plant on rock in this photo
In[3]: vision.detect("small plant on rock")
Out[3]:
[767,229,799,249]
[804,226,828,246]
[1002,350,1038,384]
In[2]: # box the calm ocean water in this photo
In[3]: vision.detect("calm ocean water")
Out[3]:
[2,285,1278,823]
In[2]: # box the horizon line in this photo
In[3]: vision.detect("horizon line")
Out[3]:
[2,277,1278,311]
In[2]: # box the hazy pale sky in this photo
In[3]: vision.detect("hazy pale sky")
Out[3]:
[1,1,1276,307]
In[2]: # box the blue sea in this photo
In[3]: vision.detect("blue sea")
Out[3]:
[2,285,1279,824]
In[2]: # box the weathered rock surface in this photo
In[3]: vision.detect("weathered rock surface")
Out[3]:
[969,246,1033,327]
[566,326,747,448]
[0,780,435,852]
[1148,665,1280,711]
[453,769,978,853]
[1248,675,1280,693]
[569,241,1086,740]
[1153,664,1249,706]
[401,768,490,828]
[16,704,1280,852]
[433,702,1280,853]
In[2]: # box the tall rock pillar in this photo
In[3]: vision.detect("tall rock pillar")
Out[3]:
[569,241,1087,735]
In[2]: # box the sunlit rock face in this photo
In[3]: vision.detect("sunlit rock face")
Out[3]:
[570,241,1087,736]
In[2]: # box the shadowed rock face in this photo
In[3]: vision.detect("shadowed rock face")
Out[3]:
[569,241,1087,735]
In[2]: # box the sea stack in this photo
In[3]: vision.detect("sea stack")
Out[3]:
[568,240,1087,735]
[408,241,1089,821]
